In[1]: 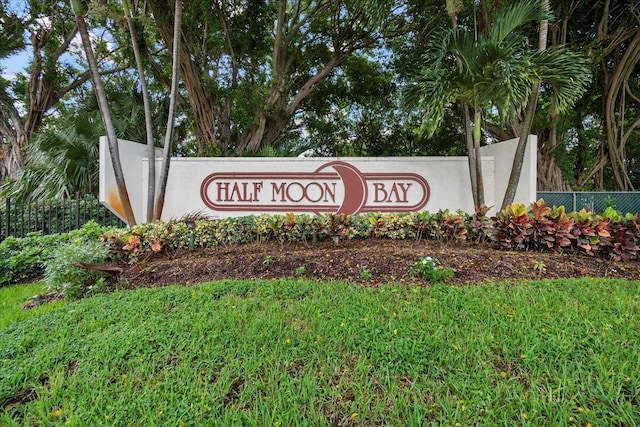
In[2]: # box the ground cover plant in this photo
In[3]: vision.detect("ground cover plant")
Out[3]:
[1,278,638,425]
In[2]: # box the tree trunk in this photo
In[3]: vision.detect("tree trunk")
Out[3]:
[447,5,478,207]
[501,0,549,209]
[146,0,219,155]
[237,52,347,154]
[473,110,485,207]
[124,0,156,222]
[155,0,182,220]
[73,6,137,225]
[601,27,640,190]
[536,123,571,191]
[0,105,23,180]
[1,21,124,182]
[463,104,478,206]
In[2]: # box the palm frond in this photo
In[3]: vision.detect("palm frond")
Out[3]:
[488,0,551,43]
[531,48,592,114]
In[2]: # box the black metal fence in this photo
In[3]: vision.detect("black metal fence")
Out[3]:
[3,192,640,240]
[1,196,126,240]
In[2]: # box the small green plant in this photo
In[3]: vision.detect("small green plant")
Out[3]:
[0,222,115,286]
[409,256,453,283]
[89,276,108,295]
[295,266,306,276]
[360,269,372,280]
[44,238,110,300]
[603,195,617,211]
[533,260,546,277]
[263,255,273,266]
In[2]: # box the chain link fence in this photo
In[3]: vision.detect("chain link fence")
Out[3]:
[537,192,640,214]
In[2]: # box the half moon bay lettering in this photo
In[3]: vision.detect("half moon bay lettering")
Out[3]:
[271,182,336,203]
[199,161,430,215]
[216,182,263,202]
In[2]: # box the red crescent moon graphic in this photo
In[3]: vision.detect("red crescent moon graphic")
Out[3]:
[317,161,367,215]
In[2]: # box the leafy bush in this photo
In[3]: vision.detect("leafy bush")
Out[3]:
[0,221,115,286]
[104,202,640,266]
[492,199,640,260]
[0,236,48,284]
[44,238,110,300]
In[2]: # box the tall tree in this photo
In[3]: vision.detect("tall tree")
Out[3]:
[594,0,640,190]
[502,0,550,208]
[404,0,589,208]
[71,0,136,224]
[122,0,157,221]
[0,1,25,180]
[154,0,181,219]
[0,0,126,182]
[144,0,408,156]
[2,82,151,201]
[446,0,479,206]
[117,0,182,221]
[2,113,101,200]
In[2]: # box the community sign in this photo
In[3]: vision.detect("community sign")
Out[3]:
[100,136,537,223]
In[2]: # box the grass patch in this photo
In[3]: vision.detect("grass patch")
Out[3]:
[1,278,639,425]
[0,283,66,330]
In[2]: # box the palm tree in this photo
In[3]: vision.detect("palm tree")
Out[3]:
[502,0,548,208]
[404,0,590,208]
[122,0,157,222]
[1,87,151,202]
[71,0,137,225]
[120,0,182,221]
[154,0,182,220]
[1,114,101,201]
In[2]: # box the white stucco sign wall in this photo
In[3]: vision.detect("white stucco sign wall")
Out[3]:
[99,136,537,223]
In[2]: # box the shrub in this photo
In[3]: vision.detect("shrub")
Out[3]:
[104,204,640,266]
[492,203,534,250]
[0,221,114,286]
[44,238,110,300]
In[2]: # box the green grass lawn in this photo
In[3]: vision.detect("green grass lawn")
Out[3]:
[0,282,66,330]
[1,278,639,426]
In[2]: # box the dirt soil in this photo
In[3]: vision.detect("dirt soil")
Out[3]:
[120,239,640,288]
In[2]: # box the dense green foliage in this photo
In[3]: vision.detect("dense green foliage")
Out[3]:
[105,201,640,265]
[1,278,638,424]
[0,222,114,286]
[44,237,110,300]
[4,199,640,291]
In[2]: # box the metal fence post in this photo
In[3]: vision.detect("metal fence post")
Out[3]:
[75,193,81,230]
[4,198,9,238]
